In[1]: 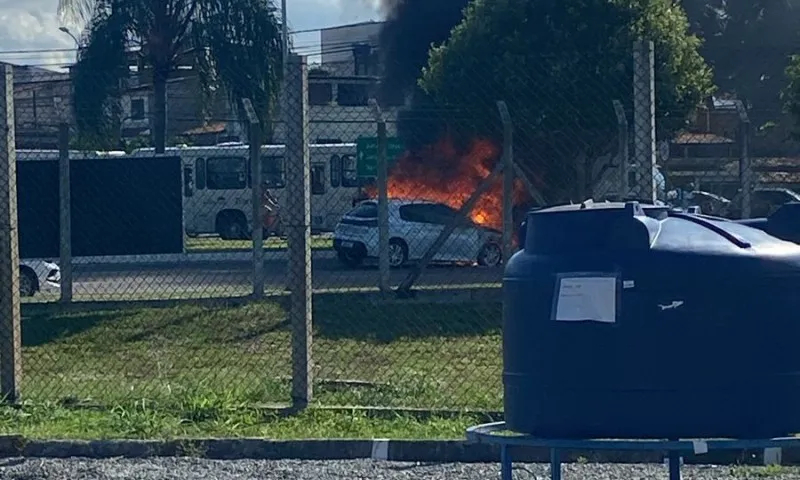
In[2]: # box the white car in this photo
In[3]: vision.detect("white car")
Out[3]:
[19,260,60,297]
[333,199,503,268]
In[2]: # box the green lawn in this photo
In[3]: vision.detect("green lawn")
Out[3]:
[13,297,502,438]
[0,404,484,440]
[22,283,502,304]
[185,235,333,252]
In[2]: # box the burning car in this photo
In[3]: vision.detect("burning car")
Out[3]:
[333,199,503,268]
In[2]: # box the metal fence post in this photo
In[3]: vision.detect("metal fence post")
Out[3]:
[632,39,657,202]
[57,116,72,303]
[735,100,752,218]
[0,64,21,403]
[496,101,514,261]
[285,54,313,408]
[612,100,629,199]
[243,98,264,298]
[369,99,390,293]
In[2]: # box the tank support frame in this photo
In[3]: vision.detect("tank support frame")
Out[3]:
[467,421,799,480]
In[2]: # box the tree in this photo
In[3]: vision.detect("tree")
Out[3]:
[58,0,284,152]
[682,0,800,134]
[781,54,800,139]
[416,0,714,201]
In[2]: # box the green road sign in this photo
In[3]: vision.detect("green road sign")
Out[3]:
[356,136,405,177]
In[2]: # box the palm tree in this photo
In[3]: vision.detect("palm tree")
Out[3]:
[58,0,284,152]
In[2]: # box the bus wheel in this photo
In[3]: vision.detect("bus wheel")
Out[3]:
[217,211,247,240]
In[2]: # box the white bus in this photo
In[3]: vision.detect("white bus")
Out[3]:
[133,142,363,239]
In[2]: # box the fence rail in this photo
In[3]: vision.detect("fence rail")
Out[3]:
[0,39,791,412]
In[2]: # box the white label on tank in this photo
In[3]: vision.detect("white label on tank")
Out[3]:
[692,440,708,455]
[623,280,635,289]
[554,276,617,323]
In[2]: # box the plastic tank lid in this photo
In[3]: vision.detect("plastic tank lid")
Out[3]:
[522,200,795,254]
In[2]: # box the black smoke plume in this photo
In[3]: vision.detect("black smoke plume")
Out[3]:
[378,0,468,99]
[377,0,470,148]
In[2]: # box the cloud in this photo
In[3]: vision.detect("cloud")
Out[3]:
[0,0,376,71]
[0,0,76,70]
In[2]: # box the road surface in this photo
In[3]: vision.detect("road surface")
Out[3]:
[38,253,503,301]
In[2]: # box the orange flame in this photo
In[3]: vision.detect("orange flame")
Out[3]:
[365,136,527,230]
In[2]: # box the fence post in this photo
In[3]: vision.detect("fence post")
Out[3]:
[612,100,629,198]
[285,54,313,409]
[512,163,547,206]
[0,64,21,403]
[369,99,390,293]
[632,39,657,202]
[243,98,264,298]
[735,100,752,218]
[496,101,514,261]
[56,103,72,303]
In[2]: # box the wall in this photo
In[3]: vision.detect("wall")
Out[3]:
[122,75,236,143]
[320,22,383,76]
[272,75,401,144]
[13,70,73,149]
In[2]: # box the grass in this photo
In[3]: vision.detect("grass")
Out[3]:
[10,296,500,439]
[21,283,503,304]
[185,234,333,252]
[0,402,482,440]
[13,296,502,439]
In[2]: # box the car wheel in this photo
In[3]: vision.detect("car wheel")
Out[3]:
[19,266,37,297]
[388,239,408,268]
[337,249,364,268]
[477,242,502,267]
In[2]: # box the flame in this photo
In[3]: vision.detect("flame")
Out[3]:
[364,136,527,230]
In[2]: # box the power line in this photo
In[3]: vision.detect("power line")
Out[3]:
[0,47,77,54]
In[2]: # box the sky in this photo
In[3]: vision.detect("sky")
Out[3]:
[0,0,381,71]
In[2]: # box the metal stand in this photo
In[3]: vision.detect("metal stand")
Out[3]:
[467,422,800,480]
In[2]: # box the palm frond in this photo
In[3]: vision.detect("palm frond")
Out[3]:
[195,0,285,142]
[57,0,107,31]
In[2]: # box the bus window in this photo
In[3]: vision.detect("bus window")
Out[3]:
[341,154,358,187]
[330,155,341,187]
[183,166,194,197]
[206,156,247,190]
[311,165,326,195]
[261,155,286,188]
[195,158,206,189]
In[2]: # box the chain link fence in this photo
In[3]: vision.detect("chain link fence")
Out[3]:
[2,40,799,412]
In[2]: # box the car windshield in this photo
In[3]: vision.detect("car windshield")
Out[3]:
[347,202,377,218]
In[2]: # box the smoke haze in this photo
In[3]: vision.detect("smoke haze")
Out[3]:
[377,0,469,97]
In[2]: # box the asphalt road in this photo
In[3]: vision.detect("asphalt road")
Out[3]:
[3,458,795,480]
[62,256,502,299]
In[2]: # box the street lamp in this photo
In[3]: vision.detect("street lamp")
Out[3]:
[58,26,80,47]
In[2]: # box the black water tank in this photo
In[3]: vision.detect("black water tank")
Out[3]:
[504,201,800,439]
[736,202,800,244]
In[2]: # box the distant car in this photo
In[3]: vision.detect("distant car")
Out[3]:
[728,187,800,219]
[686,190,732,217]
[333,199,503,268]
[19,260,60,297]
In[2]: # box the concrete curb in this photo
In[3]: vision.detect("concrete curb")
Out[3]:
[0,436,793,466]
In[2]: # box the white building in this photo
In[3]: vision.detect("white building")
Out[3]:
[271,20,404,144]
[320,21,383,76]
[271,75,402,144]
